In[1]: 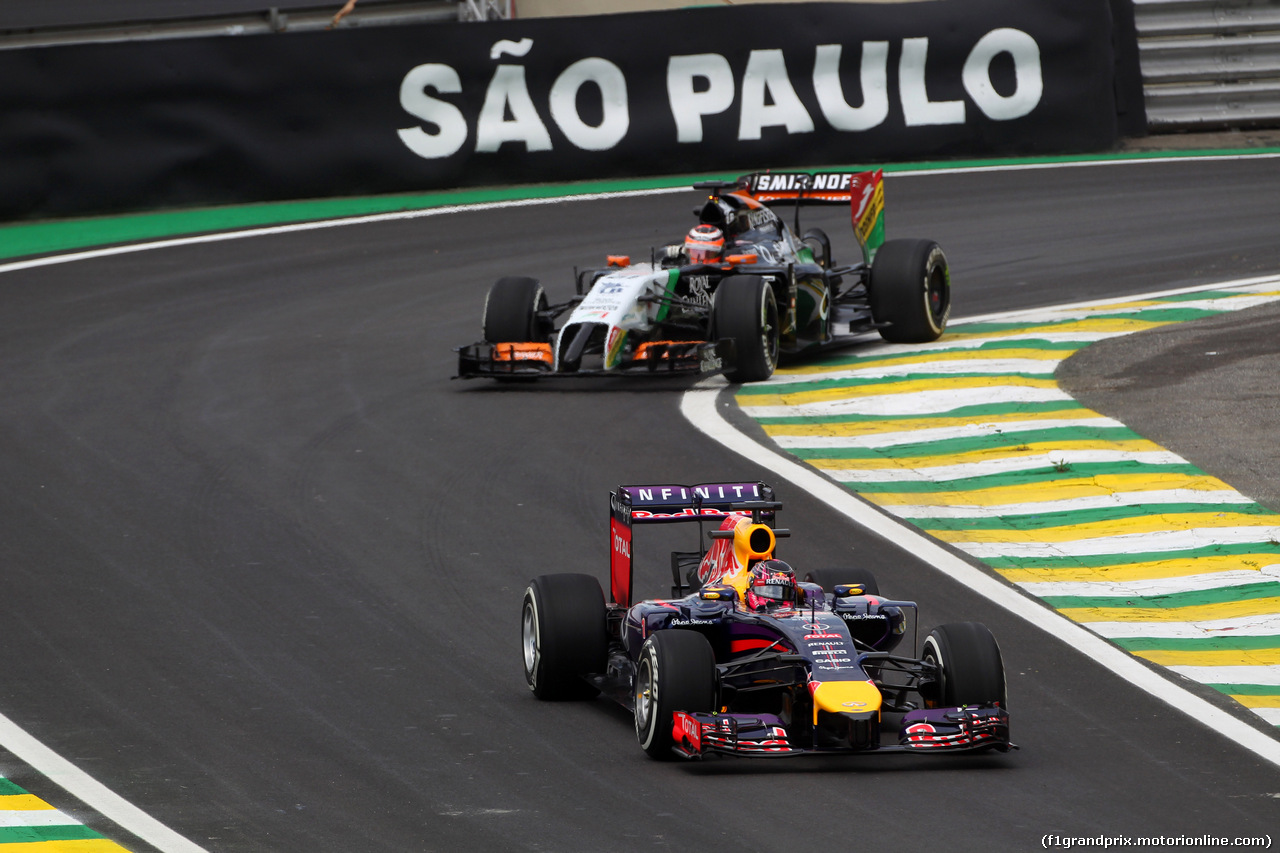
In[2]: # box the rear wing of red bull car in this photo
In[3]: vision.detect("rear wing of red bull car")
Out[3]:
[609,481,782,608]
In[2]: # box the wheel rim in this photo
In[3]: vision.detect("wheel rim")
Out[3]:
[634,657,656,736]
[926,266,948,326]
[521,600,539,679]
[922,637,944,708]
[760,288,779,370]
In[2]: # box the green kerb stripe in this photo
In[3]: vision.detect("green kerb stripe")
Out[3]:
[1042,581,1280,610]
[1155,290,1259,304]
[1206,683,1280,696]
[1112,636,1280,652]
[1087,307,1227,323]
[982,540,1280,570]
[912,501,1274,532]
[0,778,26,796]
[0,825,103,843]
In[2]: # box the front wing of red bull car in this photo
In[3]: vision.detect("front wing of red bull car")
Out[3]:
[520,482,1013,760]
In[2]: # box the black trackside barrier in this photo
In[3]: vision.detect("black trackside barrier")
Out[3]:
[0,0,1137,221]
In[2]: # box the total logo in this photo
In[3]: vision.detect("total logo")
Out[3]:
[612,531,630,557]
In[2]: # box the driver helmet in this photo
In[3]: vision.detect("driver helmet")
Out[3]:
[685,224,725,264]
[745,560,798,611]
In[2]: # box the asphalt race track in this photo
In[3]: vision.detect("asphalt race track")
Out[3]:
[2,156,1280,852]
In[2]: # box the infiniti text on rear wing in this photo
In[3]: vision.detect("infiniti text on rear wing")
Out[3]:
[609,481,774,607]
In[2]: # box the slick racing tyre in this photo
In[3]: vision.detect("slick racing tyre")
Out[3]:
[713,274,779,383]
[522,574,608,700]
[802,567,880,596]
[634,630,716,760]
[483,276,549,343]
[921,622,1007,709]
[869,239,950,343]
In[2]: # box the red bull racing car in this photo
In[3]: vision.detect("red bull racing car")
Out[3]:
[458,170,950,383]
[520,482,1013,760]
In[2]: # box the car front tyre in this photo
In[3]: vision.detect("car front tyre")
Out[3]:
[921,622,1007,709]
[713,274,780,383]
[634,630,717,759]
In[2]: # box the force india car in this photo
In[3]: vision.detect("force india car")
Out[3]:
[457,170,950,382]
[521,481,1012,760]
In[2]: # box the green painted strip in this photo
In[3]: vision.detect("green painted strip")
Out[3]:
[0,778,25,796]
[790,424,1143,460]
[982,540,1280,570]
[0,171,744,262]
[911,501,1274,532]
[1042,581,1280,610]
[0,824,103,843]
[1155,289,1262,304]
[5,146,1278,262]
[752,400,1094,426]
[1113,636,1280,652]
[840,462,1209,495]
[1087,307,1226,323]
[1205,683,1280,696]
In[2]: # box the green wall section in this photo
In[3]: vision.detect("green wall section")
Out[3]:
[6,148,1279,263]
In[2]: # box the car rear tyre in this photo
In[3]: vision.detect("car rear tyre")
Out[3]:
[522,573,608,700]
[802,567,880,596]
[921,622,1006,709]
[869,239,950,343]
[634,630,717,760]
[483,276,549,343]
[713,274,779,383]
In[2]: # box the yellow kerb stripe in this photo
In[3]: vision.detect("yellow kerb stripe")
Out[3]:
[0,795,56,811]
[863,472,1237,507]
[1135,648,1280,667]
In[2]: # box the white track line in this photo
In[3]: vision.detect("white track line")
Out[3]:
[0,709,209,852]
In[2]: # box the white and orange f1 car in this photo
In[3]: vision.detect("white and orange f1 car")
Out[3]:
[458,171,950,383]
